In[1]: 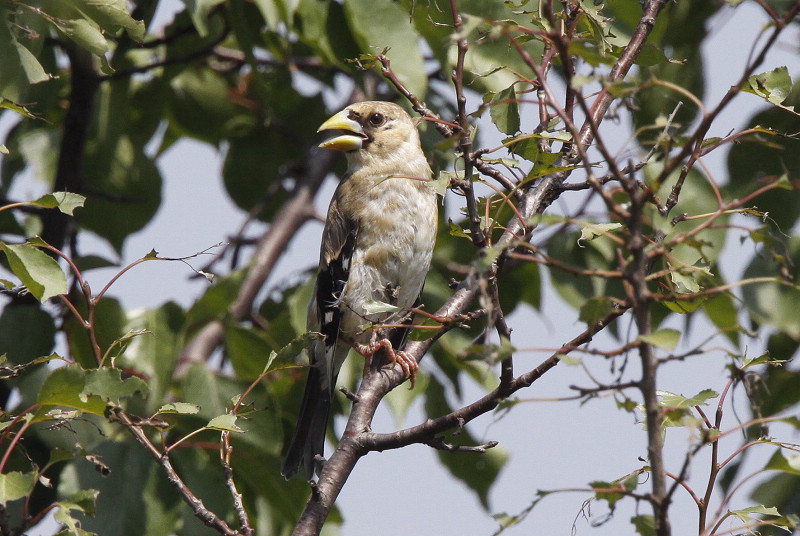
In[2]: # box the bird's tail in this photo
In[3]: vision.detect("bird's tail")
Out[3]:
[280,365,331,480]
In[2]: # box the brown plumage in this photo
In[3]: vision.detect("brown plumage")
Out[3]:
[281,102,438,479]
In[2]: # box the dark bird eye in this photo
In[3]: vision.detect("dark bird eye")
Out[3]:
[368,113,386,127]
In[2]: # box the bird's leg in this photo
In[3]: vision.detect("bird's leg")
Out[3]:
[352,337,418,387]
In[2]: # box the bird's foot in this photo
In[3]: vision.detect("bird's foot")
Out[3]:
[353,338,418,387]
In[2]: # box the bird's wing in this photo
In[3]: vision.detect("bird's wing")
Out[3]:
[314,194,358,394]
[281,194,358,480]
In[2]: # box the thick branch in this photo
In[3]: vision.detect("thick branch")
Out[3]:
[44,44,98,252]
[626,175,669,535]
[362,307,625,452]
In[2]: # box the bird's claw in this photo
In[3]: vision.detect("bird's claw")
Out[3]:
[354,338,418,387]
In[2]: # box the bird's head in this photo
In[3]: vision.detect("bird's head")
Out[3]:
[317,101,422,164]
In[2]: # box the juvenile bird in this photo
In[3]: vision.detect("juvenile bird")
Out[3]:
[281,101,438,480]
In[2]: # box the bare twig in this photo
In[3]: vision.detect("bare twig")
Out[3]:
[658,2,800,214]
[450,0,486,247]
[221,433,253,536]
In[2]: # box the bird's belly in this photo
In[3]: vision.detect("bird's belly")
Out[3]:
[337,199,435,342]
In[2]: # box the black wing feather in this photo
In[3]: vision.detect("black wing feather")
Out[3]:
[281,209,358,480]
[315,222,358,375]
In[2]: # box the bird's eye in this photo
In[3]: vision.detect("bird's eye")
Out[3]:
[367,113,386,127]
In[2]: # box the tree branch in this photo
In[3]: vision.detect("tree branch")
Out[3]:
[111,409,240,536]
[290,2,669,533]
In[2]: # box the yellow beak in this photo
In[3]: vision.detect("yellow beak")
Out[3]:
[317,110,365,151]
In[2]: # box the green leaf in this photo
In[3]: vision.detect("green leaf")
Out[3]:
[702,292,738,345]
[295,0,359,67]
[54,504,97,536]
[60,489,100,517]
[507,135,540,163]
[0,470,37,504]
[31,192,86,215]
[0,97,40,119]
[82,368,149,403]
[253,0,299,29]
[423,376,507,508]
[36,365,108,416]
[206,413,243,433]
[225,325,274,380]
[186,269,247,328]
[461,337,515,366]
[658,389,717,409]
[472,244,502,273]
[64,297,126,368]
[78,134,162,253]
[157,402,201,415]
[547,229,623,312]
[743,66,794,110]
[556,353,581,365]
[0,6,43,100]
[0,241,67,302]
[525,152,570,182]
[361,299,402,314]
[411,2,546,94]
[741,352,776,369]
[579,297,614,327]
[222,127,293,216]
[742,237,800,339]
[0,303,56,365]
[590,480,625,510]
[266,332,320,374]
[448,220,470,239]
[169,67,256,144]
[288,276,315,336]
[57,440,183,535]
[180,0,225,36]
[73,0,145,42]
[53,16,108,56]
[15,45,50,84]
[725,100,800,231]
[73,254,118,272]
[663,296,705,314]
[384,370,428,427]
[765,450,800,476]
[568,40,614,67]
[491,512,520,532]
[639,329,680,350]
[343,0,427,97]
[498,261,540,312]
[577,222,623,244]
[488,85,520,135]
[670,268,703,293]
[729,504,782,523]
[631,514,655,536]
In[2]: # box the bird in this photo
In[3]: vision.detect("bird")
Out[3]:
[280,101,438,480]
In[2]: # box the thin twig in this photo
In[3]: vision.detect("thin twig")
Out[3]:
[221,433,253,536]
[112,409,239,536]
